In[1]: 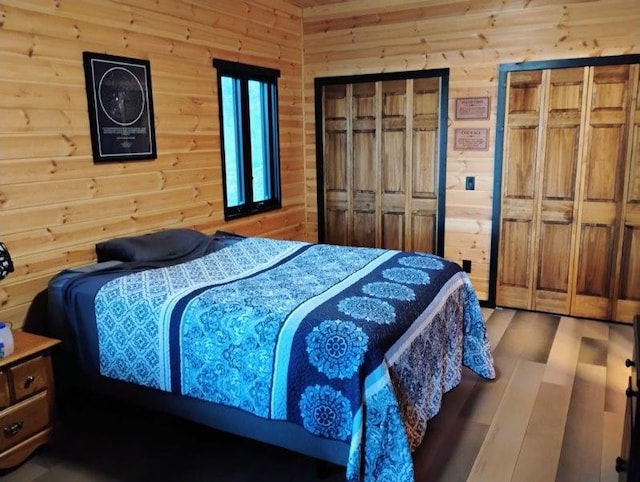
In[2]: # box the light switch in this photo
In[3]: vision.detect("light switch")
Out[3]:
[465,176,475,190]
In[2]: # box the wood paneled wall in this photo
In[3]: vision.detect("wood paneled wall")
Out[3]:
[301,0,640,299]
[2,0,640,329]
[0,0,306,329]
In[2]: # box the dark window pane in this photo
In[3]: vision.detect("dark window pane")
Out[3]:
[214,60,281,219]
[221,76,244,207]
[249,80,270,202]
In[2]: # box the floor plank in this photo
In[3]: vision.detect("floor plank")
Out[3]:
[482,307,514,348]
[556,362,607,482]
[543,316,582,386]
[466,359,546,482]
[511,381,572,482]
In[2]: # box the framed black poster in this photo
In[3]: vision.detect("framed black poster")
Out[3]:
[83,52,157,162]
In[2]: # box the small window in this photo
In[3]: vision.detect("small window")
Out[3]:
[214,59,281,220]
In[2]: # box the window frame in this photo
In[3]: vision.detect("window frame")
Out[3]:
[213,59,282,220]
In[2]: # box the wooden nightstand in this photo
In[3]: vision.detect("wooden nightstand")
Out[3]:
[0,330,60,469]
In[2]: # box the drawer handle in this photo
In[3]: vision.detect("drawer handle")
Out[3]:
[24,375,35,389]
[626,376,638,398]
[3,421,24,437]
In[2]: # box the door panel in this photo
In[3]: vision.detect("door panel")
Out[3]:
[411,212,435,253]
[534,68,585,313]
[353,209,375,248]
[323,84,349,246]
[352,83,377,247]
[571,65,631,318]
[325,207,348,246]
[620,224,640,298]
[497,70,543,308]
[573,224,615,318]
[408,78,440,252]
[382,213,404,251]
[500,220,532,288]
[538,222,571,292]
[504,128,538,199]
[543,128,579,199]
[381,80,406,250]
[576,224,615,297]
[382,130,405,193]
[584,126,624,200]
[616,66,640,321]
[413,130,437,194]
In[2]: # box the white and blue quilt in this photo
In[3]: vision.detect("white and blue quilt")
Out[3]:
[94,237,495,481]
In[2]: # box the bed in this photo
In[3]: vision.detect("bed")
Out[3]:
[47,229,495,482]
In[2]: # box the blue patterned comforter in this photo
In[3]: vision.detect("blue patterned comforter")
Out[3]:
[95,237,495,481]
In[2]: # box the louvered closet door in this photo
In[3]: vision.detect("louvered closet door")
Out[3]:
[498,63,640,322]
[322,77,441,253]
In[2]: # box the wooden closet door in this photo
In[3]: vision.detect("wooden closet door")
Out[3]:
[409,77,440,253]
[323,84,350,246]
[322,77,441,253]
[617,64,640,321]
[497,68,586,312]
[352,82,377,248]
[497,69,549,310]
[498,63,640,322]
[572,64,635,319]
[535,67,586,315]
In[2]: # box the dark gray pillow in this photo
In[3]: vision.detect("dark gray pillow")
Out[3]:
[209,230,246,250]
[96,229,211,263]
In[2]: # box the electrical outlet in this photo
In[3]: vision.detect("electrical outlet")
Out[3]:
[462,259,472,272]
[465,176,475,190]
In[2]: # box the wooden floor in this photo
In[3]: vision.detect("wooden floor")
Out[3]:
[414,308,632,482]
[1,308,633,481]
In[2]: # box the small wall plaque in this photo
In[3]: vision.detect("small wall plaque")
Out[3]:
[455,96,490,120]
[454,128,490,151]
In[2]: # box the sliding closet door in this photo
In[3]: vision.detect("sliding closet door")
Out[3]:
[572,65,634,318]
[613,64,640,322]
[321,76,442,253]
[497,70,542,309]
[323,84,351,246]
[323,82,378,247]
[497,68,586,313]
[497,62,640,322]
[537,68,585,315]
[409,78,441,253]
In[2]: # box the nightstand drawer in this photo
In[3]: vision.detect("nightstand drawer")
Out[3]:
[0,373,9,410]
[9,356,48,402]
[0,391,49,453]
[0,331,59,470]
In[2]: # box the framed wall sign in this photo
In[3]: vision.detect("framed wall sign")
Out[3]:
[455,96,490,120]
[83,52,157,162]
[454,128,490,151]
